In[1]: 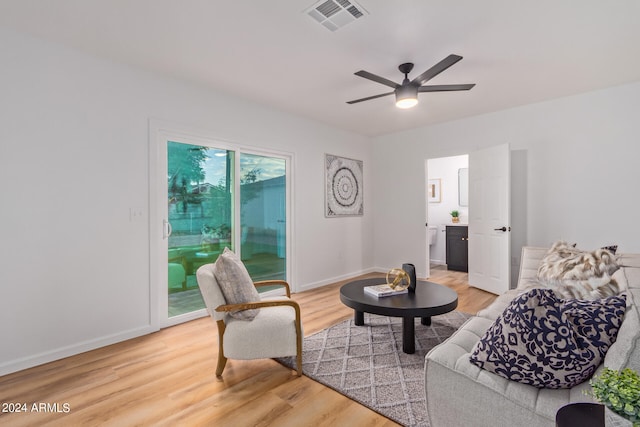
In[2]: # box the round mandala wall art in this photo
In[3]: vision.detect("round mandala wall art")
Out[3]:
[325,154,363,217]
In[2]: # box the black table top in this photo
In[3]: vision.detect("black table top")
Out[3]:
[340,277,458,318]
[556,403,604,427]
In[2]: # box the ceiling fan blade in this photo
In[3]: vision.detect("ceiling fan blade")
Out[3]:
[354,71,399,89]
[346,91,394,104]
[418,84,475,92]
[411,54,463,86]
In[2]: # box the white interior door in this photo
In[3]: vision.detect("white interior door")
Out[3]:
[468,144,511,295]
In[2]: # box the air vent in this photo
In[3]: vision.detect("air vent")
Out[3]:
[306,0,368,32]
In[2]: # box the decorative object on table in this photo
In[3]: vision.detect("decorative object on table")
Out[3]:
[386,267,411,290]
[428,178,441,203]
[325,154,363,217]
[402,262,417,293]
[363,283,409,298]
[590,367,640,426]
[450,210,460,223]
[363,267,411,297]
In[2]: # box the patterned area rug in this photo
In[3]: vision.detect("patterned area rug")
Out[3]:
[277,311,470,427]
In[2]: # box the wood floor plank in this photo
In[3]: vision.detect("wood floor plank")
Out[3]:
[0,269,495,426]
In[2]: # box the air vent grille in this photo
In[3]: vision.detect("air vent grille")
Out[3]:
[347,5,363,18]
[305,0,368,32]
[317,0,340,18]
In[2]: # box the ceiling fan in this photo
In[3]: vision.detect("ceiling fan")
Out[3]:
[346,54,475,109]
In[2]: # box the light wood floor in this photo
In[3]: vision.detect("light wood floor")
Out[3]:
[0,268,495,427]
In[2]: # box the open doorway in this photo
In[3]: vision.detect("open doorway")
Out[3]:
[426,154,469,270]
[426,144,511,295]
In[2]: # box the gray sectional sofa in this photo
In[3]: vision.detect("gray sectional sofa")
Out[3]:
[425,246,640,427]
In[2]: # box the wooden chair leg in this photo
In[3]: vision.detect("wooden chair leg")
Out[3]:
[295,351,302,377]
[215,354,228,377]
[295,315,303,377]
[215,320,227,377]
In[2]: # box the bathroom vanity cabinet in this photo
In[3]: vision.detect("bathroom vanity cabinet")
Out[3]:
[446,225,468,272]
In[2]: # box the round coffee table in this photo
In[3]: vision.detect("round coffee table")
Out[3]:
[339,277,458,354]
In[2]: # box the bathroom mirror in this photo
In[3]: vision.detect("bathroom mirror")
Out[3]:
[458,168,469,206]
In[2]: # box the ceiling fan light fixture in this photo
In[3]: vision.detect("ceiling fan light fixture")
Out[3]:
[346,55,473,107]
[395,85,418,109]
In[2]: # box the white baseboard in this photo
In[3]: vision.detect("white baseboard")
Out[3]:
[0,325,157,377]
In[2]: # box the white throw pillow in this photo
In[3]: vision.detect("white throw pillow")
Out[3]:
[213,247,260,320]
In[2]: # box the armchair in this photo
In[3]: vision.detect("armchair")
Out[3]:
[196,263,303,377]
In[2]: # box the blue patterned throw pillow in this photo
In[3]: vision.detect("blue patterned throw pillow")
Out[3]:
[470,288,626,389]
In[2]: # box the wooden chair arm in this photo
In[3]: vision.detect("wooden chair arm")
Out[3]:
[253,280,291,297]
[215,299,300,314]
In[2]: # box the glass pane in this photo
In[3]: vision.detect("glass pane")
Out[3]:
[167,141,234,317]
[240,153,286,287]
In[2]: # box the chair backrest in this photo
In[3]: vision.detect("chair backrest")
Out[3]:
[196,263,228,321]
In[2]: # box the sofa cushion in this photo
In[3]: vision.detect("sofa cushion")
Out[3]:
[212,247,260,320]
[470,288,626,389]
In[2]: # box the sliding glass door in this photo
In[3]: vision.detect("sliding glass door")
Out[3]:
[155,133,290,325]
[239,153,287,282]
[167,142,234,317]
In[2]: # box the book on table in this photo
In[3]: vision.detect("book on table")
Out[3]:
[364,283,409,297]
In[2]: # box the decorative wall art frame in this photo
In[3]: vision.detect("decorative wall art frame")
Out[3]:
[428,179,441,203]
[325,154,364,217]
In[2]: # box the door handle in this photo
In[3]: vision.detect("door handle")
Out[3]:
[163,219,172,239]
[494,226,507,232]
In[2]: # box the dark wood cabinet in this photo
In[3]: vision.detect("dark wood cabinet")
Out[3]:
[446,226,468,272]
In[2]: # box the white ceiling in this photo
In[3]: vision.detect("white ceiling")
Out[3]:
[2,0,640,137]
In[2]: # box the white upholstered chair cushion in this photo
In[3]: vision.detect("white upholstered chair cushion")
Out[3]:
[223,296,299,360]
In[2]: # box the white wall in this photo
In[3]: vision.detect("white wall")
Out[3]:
[0,28,374,375]
[427,155,469,265]
[373,81,640,280]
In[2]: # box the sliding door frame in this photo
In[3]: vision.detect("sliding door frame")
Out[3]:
[149,120,294,329]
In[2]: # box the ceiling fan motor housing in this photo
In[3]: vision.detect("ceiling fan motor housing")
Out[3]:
[395,84,419,108]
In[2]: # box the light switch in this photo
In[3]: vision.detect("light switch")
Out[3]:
[129,207,144,221]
